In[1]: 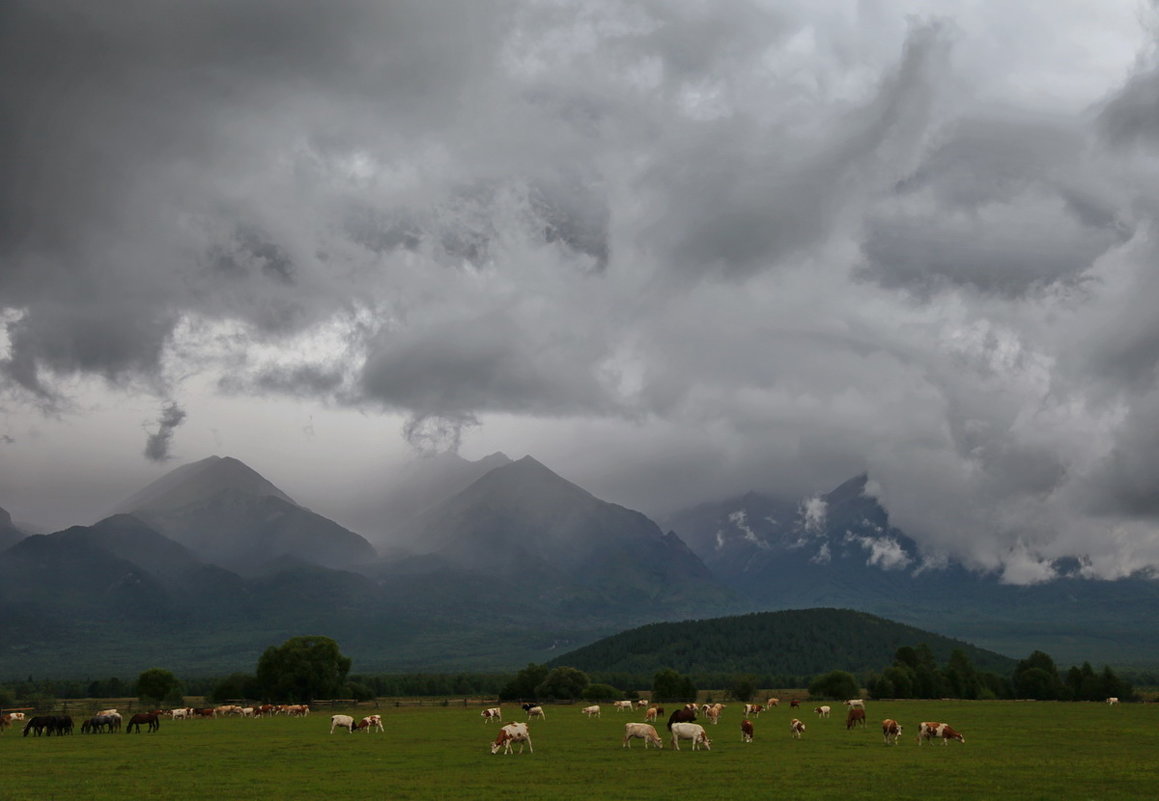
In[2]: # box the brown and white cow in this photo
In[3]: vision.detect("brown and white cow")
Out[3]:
[740,719,754,743]
[491,722,533,754]
[481,707,502,723]
[789,718,806,739]
[744,703,764,717]
[622,722,664,749]
[814,705,831,718]
[881,718,902,745]
[357,714,383,733]
[524,705,546,721]
[918,721,965,745]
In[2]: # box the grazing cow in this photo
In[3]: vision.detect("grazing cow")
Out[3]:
[481,707,502,723]
[622,722,664,749]
[636,699,649,709]
[845,699,865,710]
[814,705,831,718]
[358,714,383,733]
[170,708,191,720]
[581,705,601,719]
[491,722,532,754]
[766,697,779,707]
[329,714,356,734]
[790,718,806,739]
[670,722,711,751]
[193,708,215,719]
[789,699,800,708]
[667,707,697,730]
[744,703,764,717]
[9,712,25,721]
[241,707,254,717]
[286,704,310,717]
[125,713,159,734]
[644,707,659,722]
[846,708,867,730]
[740,719,754,743]
[882,718,902,745]
[918,721,965,745]
[613,700,634,712]
[705,704,724,725]
[1107,697,1120,706]
[524,705,546,720]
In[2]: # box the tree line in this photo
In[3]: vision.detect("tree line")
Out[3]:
[0,636,1139,709]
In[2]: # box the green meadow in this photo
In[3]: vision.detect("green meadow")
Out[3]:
[2,700,1156,801]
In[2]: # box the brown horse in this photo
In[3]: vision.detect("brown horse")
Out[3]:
[125,713,160,733]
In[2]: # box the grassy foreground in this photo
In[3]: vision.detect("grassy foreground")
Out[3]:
[2,699,1156,801]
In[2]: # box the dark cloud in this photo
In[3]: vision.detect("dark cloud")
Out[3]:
[143,402,188,462]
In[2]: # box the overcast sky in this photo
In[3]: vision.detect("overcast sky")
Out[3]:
[3,0,1159,584]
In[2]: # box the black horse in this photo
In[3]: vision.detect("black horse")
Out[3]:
[23,715,72,736]
[125,712,160,733]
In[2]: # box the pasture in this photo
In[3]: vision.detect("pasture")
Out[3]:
[2,699,1157,801]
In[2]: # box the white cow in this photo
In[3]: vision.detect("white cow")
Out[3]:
[670,721,712,751]
[845,699,865,710]
[329,714,355,734]
[491,722,533,754]
[622,722,663,749]
[613,700,634,712]
[1107,697,1120,705]
[582,705,601,718]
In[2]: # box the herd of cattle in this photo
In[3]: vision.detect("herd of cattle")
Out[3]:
[486,697,969,754]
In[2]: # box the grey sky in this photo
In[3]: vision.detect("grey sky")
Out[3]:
[2,0,1158,584]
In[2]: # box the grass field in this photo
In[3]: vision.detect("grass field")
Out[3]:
[2,699,1157,801]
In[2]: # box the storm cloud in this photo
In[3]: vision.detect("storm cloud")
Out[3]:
[3,0,1159,582]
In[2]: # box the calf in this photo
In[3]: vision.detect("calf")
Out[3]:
[670,721,711,751]
[882,718,902,745]
[491,722,533,754]
[846,708,866,730]
[789,718,806,739]
[740,719,754,743]
[329,714,355,734]
[918,721,965,745]
[644,706,659,722]
[622,722,663,749]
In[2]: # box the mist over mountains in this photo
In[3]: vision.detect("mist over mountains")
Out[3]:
[1,452,1157,677]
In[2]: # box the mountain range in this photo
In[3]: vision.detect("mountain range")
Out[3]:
[1,452,1156,678]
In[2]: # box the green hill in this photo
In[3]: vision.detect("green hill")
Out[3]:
[548,608,1017,677]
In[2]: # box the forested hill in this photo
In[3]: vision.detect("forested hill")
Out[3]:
[548,608,1017,677]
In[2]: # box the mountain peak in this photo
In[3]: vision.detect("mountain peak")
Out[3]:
[112,455,296,516]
